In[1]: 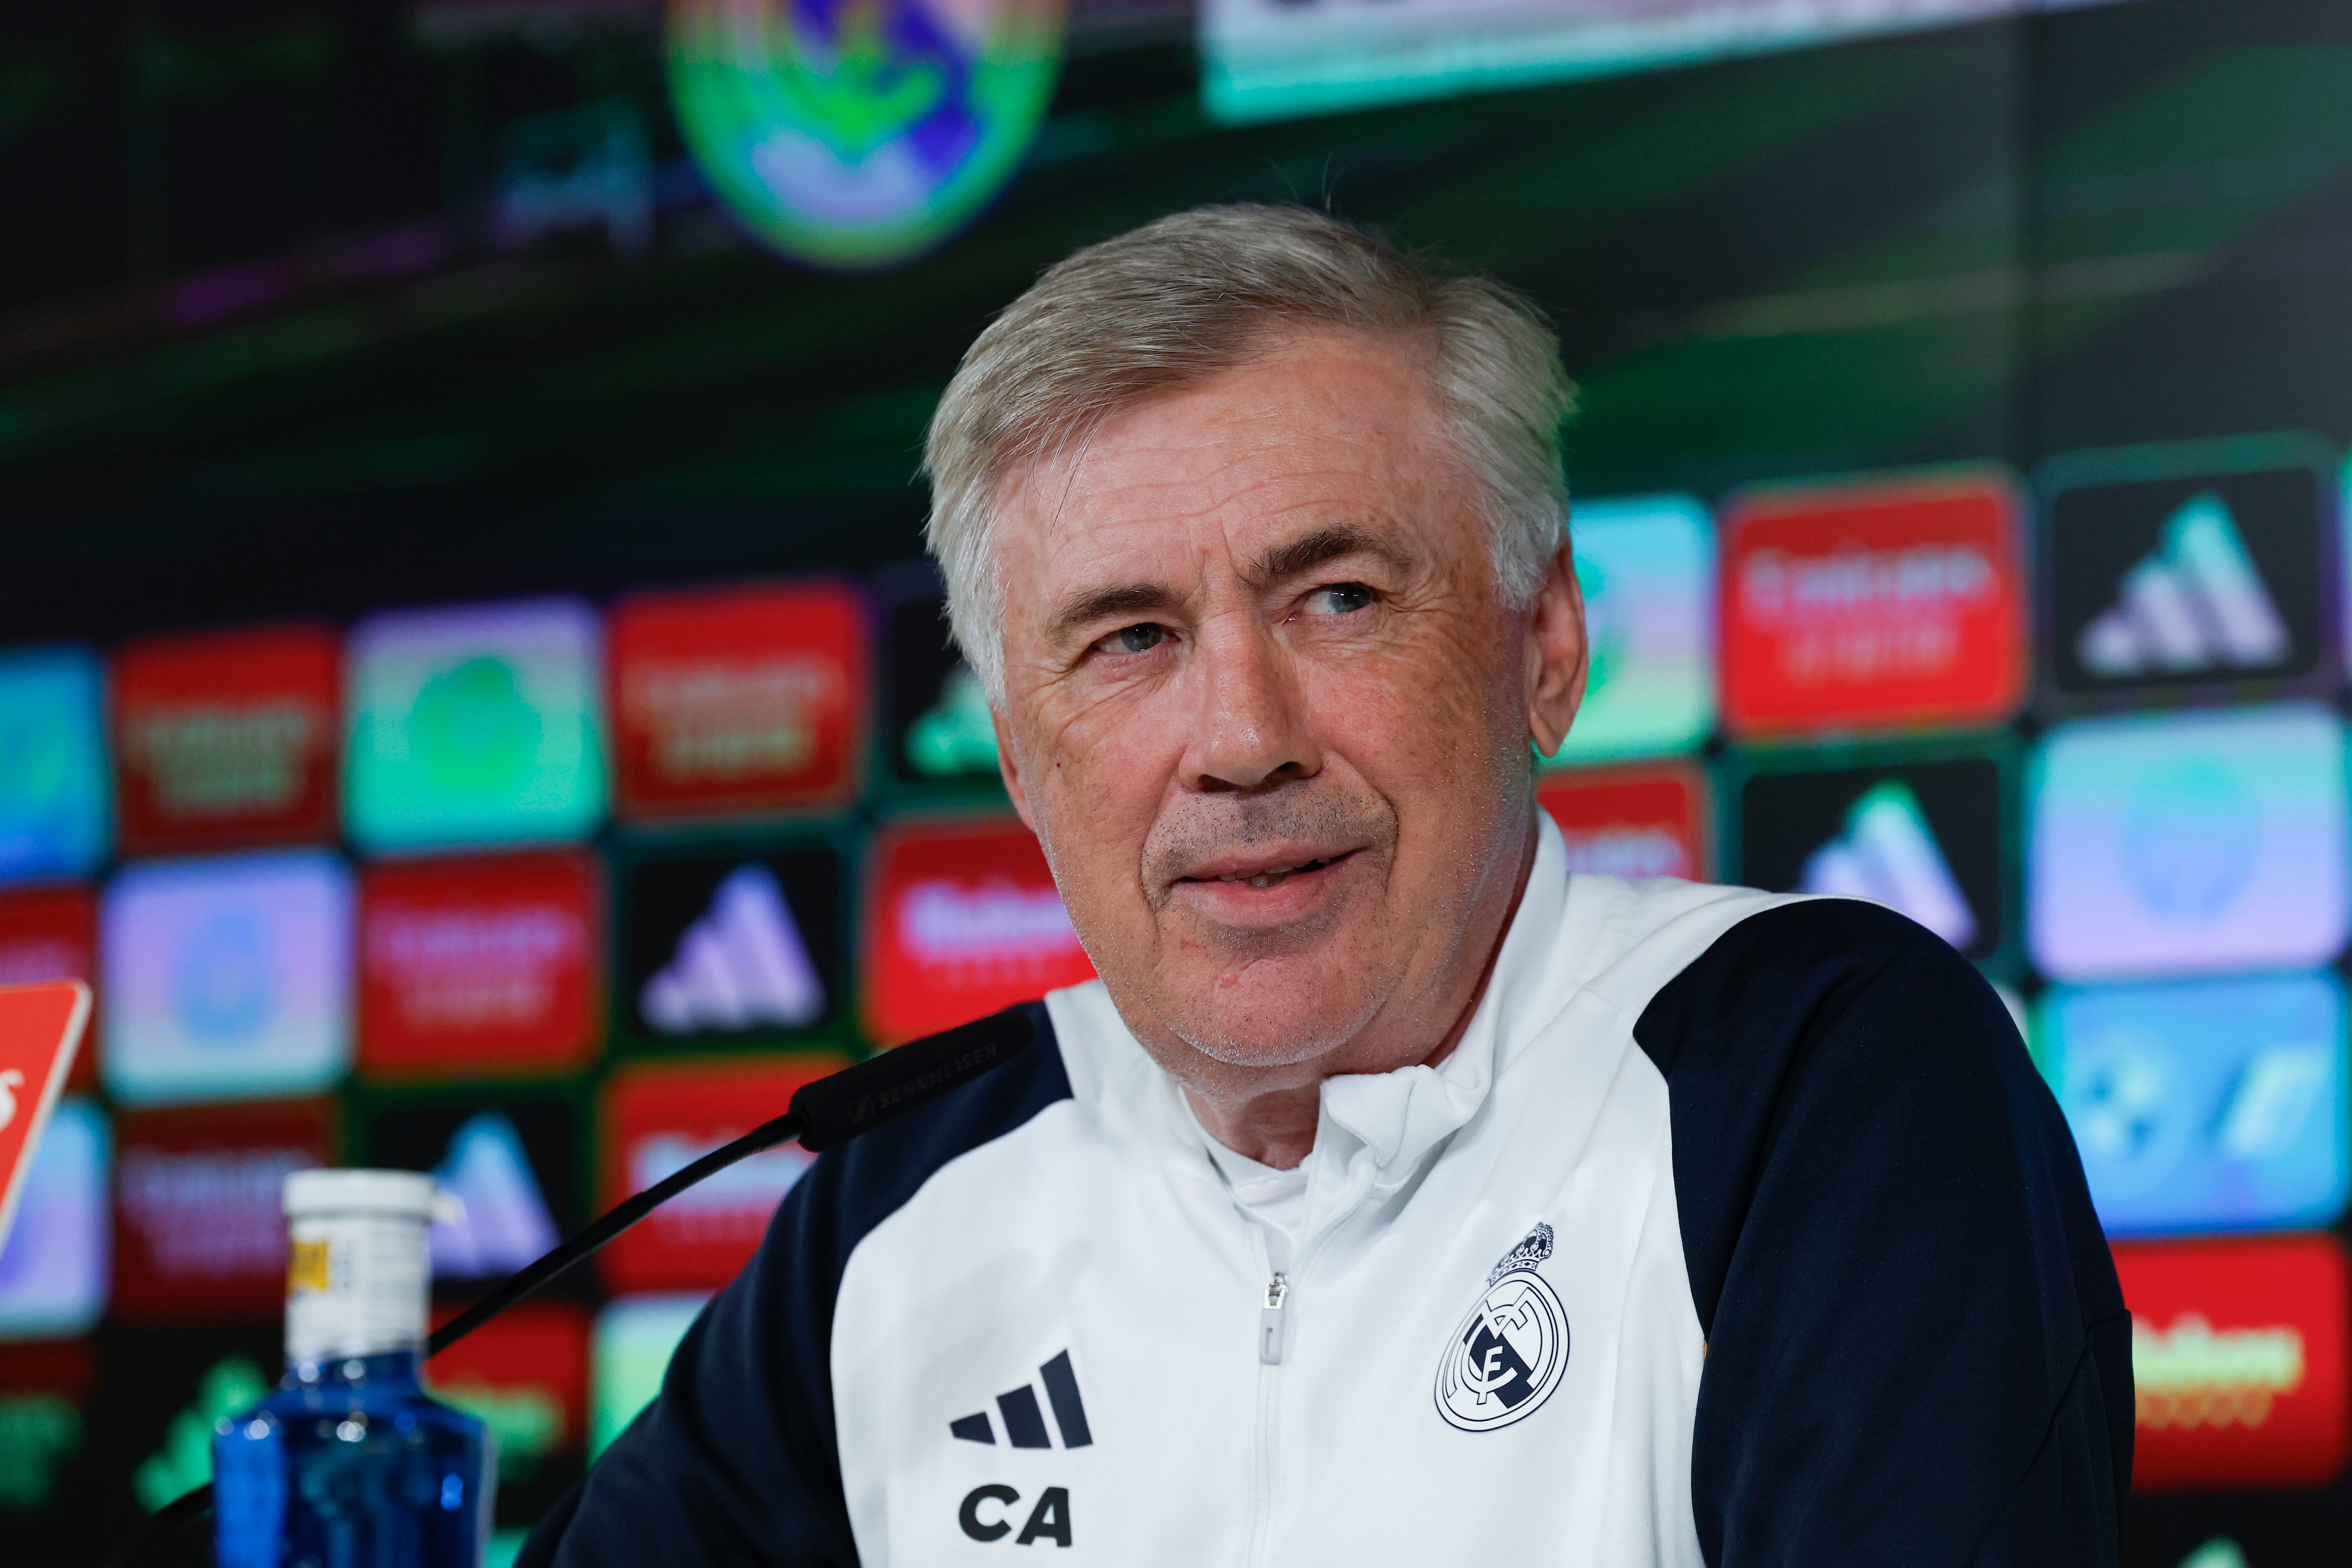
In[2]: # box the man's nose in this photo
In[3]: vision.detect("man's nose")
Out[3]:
[1182,613,1321,794]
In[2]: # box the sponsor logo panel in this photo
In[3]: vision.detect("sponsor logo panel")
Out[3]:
[862,817,1093,1046]
[2038,973,2348,1236]
[0,647,110,886]
[0,1098,108,1341]
[112,624,340,853]
[597,1056,842,1293]
[2041,442,2332,704]
[878,567,1001,790]
[360,852,602,1078]
[99,850,356,1107]
[1720,468,2025,736]
[1733,741,2011,963]
[2027,704,2348,981]
[2114,1235,2350,1490]
[610,581,867,819]
[343,597,607,854]
[0,1340,95,1511]
[361,1093,581,1294]
[1547,494,1716,764]
[623,844,845,1045]
[590,1292,708,1457]
[425,1299,590,1486]
[111,1099,331,1322]
[1536,762,1710,883]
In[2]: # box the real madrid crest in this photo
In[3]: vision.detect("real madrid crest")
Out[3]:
[1432,1223,1568,1433]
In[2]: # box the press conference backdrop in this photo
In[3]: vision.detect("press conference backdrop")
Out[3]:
[2,0,2349,1562]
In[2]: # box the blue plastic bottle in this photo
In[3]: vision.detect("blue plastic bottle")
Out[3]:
[214,1170,495,1568]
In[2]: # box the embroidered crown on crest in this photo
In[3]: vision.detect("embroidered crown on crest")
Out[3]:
[1486,1223,1555,1287]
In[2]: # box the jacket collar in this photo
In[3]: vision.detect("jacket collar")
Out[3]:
[1316,811,1578,1185]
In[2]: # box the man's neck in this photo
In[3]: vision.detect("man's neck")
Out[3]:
[1183,818,1541,1170]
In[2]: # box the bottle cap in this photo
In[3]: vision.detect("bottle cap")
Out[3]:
[285,1168,440,1221]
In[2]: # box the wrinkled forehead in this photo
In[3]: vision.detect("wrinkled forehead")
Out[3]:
[989,334,1471,595]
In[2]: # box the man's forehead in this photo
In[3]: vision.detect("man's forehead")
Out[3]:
[995,340,1451,589]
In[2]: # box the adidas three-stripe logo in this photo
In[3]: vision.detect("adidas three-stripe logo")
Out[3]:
[950,1350,1093,1449]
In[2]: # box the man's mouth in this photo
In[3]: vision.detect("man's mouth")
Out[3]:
[1214,857,1335,890]
[1179,850,1354,892]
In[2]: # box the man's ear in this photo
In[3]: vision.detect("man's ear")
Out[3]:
[992,705,1038,833]
[1525,539,1589,759]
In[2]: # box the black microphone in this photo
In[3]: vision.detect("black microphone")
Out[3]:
[111,1007,1036,1566]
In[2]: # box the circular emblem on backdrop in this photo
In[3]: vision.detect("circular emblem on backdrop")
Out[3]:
[1433,1225,1569,1433]
[666,0,1066,273]
[2122,760,2257,920]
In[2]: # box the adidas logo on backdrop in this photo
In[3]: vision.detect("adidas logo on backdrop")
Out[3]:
[1798,780,1977,950]
[639,864,826,1034]
[2076,491,2289,678]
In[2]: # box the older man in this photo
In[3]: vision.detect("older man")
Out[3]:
[527,207,2128,1566]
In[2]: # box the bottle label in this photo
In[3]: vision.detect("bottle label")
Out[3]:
[284,1213,428,1364]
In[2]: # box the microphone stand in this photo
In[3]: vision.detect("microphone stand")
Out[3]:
[106,1007,1035,1568]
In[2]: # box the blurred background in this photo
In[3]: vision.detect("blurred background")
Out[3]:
[2,0,2349,1562]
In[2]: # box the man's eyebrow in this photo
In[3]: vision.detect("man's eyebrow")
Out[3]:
[1251,524,1412,584]
[1044,581,1183,645]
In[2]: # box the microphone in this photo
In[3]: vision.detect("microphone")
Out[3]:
[111,1007,1036,1566]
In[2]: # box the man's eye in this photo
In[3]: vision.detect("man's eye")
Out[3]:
[1099,623,1167,655]
[1304,583,1376,615]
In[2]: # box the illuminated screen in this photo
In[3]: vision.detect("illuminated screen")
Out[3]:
[590,1293,708,1458]
[1202,0,2040,123]
[610,581,868,819]
[0,647,109,887]
[111,623,340,855]
[344,599,608,855]
[1549,494,1715,764]
[111,1101,330,1323]
[2041,443,2335,705]
[596,1057,838,1293]
[2041,973,2349,1236]
[359,853,602,1080]
[666,0,1066,272]
[0,1099,108,1341]
[2028,703,2349,981]
[2114,1236,2350,1491]
[622,844,845,1045]
[861,816,1093,1045]
[1720,467,2025,738]
[1735,745,2010,964]
[98,850,356,1107]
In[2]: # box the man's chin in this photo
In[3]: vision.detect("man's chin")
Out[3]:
[1144,955,1388,1071]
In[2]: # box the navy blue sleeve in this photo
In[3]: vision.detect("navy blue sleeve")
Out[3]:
[1634,901,2130,1568]
[518,1004,1071,1568]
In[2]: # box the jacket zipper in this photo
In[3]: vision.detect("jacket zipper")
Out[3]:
[1245,1232,1283,1568]
[1258,1273,1289,1365]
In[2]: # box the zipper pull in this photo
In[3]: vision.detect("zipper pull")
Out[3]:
[1259,1273,1289,1365]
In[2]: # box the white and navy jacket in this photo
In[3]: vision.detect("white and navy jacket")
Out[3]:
[527,819,2130,1566]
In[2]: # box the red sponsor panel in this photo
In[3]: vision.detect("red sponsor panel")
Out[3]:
[360,852,602,1079]
[610,581,869,820]
[599,1055,846,1292]
[0,889,98,1091]
[1536,763,1711,882]
[1720,469,2024,737]
[426,1300,590,1471]
[111,1100,333,1321]
[2114,1234,2350,1491]
[112,623,339,852]
[861,817,1097,1046]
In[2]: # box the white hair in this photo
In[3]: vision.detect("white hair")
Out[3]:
[921,203,1577,700]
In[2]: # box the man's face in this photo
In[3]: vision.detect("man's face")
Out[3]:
[989,331,1586,1087]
